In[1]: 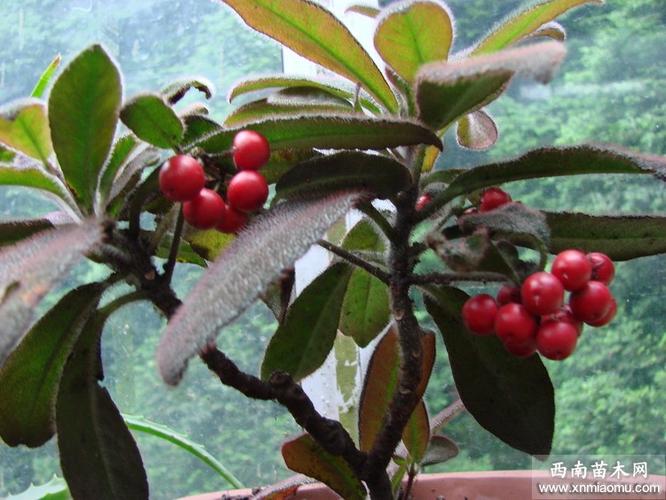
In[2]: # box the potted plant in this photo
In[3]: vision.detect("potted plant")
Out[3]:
[0,0,665,498]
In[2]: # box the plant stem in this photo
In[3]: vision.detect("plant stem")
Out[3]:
[358,201,398,243]
[162,205,185,284]
[317,239,390,284]
[411,271,509,285]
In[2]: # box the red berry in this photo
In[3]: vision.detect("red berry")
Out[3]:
[217,204,248,234]
[551,249,592,291]
[542,305,583,336]
[227,171,269,212]
[536,321,578,360]
[497,285,522,305]
[232,130,271,170]
[415,194,432,212]
[495,303,538,345]
[587,252,615,285]
[479,187,512,212]
[586,296,617,327]
[183,188,225,229]
[504,337,537,358]
[521,272,565,316]
[159,155,205,202]
[569,281,614,324]
[462,294,498,335]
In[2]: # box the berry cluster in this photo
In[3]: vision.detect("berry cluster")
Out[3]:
[462,250,617,361]
[158,130,271,233]
[415,185,513,214]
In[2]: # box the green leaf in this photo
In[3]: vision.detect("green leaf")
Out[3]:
[0,100,53,164]
[157,191,365,385]
[193,115,442,154]
[422,435,459,467]
[5,476,70,500]
[48,45,122,211]
[56,312,148,500]
[424,286,554,456]
[338,220,389,347]
[345,5,380,18]
[120,94,184,149]
[31,54,62,98]
[275,152,411,202]
[281,434,366,500]
[0,284,104,447]
[155,231,208,267]
[267,87,354,108]
[0,164,71,205]
[358,326,436,452]
[415,41,565,131]
[97,135,140,203]
[374,1,454,83]
[261,262,353,381]
[0,144,15,162]
[228,75,380,114]
[546,212,666,261]
[0,219,55,248]
[221,0,398,113]
[403,401,430,464]
[0,220,103,368]
[472,0,602,55]
[122,414,243,489]
[456,110,499,151]
[161,78,214,104]
[425,145,666,213]
[224,99,353,128]
[182,114,222,146]
[529,21,567,42]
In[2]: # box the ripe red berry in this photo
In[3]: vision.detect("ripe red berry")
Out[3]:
[504,337,537,358]
[183,188,225,229]
[217,204,248,234]
[542,305,583,336]
[159,155,205,202]
[551,249,592,291]
[494,303,538,345]
[536,321,578,360]
[232,130,271,170]
[415,194,432,212]
[227,171,269,212]
[586,296,617,327]
[479,187,512,212]
[497,285,522,305]
[521,272,565,316]
[587,252,615,285]
[462,294,498,335]
[569,281,614,324]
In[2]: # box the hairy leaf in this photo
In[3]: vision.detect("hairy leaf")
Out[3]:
[48,45,122,211]
[0,284,104,447]
[374,1,454,82]
[403,400,430,464]
[529,21,567,41]
[275,151,411,202]
[0,220,103,368]
[228,75,380,114]
[0,100,53,164]
[424,286,554,456]
[472,0,601,55]
[120,94,184,149]
[182,114,222,146]
[281,434,366,500]
[193,115,441,153]
[183,227,234,262]
[0,164,71,205]
[221,0,398,112]
[31,54,62,98]
[546,212,666,261]
[97,135,140,203]
[57,312,148,500]
[161,78,214,104]
[0,219,54,248]
[422,435,459,466]
[456,110,498,150]
[249,475,310,500]
[157,191,365,385]
[345,4,380,18]
[416,41,566,130]
[123,414,243,488]
[358,326,436,451]
[261,262,353,381]
[267,87,353,108]
[342,218,388,253]
[426,145,666,211]
[224,99,352,128]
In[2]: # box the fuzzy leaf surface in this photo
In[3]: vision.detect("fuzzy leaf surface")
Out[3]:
[456,110,499,150]
[422,435,459,466]
[0,164,71,205]
[345,5,380,18]
[120,94,184,149]
[31,54,62,98]
[157,191,365,385]
[224,99,352,128]
[0,100,53,164]
[161,78,214,104]
[97,135,140,202]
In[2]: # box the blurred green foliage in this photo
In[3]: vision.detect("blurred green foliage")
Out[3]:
[0,0,664,497]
